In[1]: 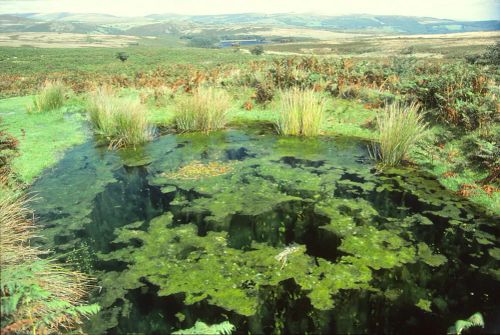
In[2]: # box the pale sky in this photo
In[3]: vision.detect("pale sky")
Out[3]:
[0,0,499,21]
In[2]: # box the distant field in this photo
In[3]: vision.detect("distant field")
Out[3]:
[0,29,497,60]
[258,31,500,57]
[0,32,144,48]
[0,32,184,48]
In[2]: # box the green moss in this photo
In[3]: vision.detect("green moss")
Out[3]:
[1,96,86,183]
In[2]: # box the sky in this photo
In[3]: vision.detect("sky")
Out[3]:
[0,0,499,21]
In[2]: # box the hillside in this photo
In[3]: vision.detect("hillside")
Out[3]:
[1,12,498,36]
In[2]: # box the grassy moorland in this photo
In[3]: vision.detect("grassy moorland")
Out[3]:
[2,43,498,212]
[0,39,498,334]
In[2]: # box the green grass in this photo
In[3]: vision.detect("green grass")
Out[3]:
[372,102,428,167]
[27,81,66,113]
[276,88,325,136]
[0,96,86,183]
[174,87,231,133]
[87,87,152,148]
[323,99,377,139]
[410,126,500,215]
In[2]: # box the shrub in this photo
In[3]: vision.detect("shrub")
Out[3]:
[0,195,100,334]
[466,42,500,66]
[174,87,230,133]
[250,45,264,56]
[0,123,18,185]
[188,37,218,49]
[276,88,325,136]
[87,87,152,149]
[399,63,497,130]
[28,81,66,113]
[463,130,500,184]
[116,52,129,62]
[254,82,275,105]
[371,102,428,167]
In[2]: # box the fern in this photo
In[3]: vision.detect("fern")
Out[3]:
[173,321,235,335]
[448,312,485,335]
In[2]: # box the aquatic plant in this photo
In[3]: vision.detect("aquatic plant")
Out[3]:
[87,87,152,149]
[276,88,325,136]
[447,312,484,335]
[174,87,230,133]
[371,102,428,167]
[173,321,235,335]
[27,81,66,113]
[0,194,100,334]
[162,160,234,180]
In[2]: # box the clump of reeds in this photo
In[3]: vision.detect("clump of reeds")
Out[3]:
[174,87,230,133]
[275,88,325,136]
[371,102,428,167]
[28,80,66,113]
[0,194,100,334]
[87,87,152,149]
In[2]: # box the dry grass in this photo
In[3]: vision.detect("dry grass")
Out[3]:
[174,87,231,133]
[276,88,325,136]
[0,195,99,335]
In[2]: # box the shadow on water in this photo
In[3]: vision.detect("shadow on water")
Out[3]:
[30,129,500,335]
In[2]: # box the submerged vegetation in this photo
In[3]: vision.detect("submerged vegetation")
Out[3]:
[372,102,428,167]
[27,81,66,113]
[0,195,99,334]
[276,88,325,136]
[162,160,234,180]
[87,87,152,149]
[174,87,231,133]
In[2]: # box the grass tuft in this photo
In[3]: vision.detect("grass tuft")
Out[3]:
[276,88,325,136]
[371,102,428,167]
[28,80,66,113]
[174,87,231,133]
[87,87,152,149]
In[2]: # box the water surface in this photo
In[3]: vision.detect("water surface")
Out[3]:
[31,129,500,334]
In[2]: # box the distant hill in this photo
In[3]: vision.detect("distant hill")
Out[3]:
[1,12,498,36]
[187,13,500,34]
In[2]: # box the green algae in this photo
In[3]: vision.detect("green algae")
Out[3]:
[417,243,447,267]
[416,299,433,312]
[100,213,377,316]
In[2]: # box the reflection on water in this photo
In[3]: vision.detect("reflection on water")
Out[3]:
[31,129,500,335]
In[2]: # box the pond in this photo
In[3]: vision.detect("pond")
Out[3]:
[30,128,499,334]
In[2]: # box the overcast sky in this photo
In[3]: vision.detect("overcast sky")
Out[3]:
[0,0,499,21]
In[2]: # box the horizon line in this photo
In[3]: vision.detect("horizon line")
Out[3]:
[3,11,500,22]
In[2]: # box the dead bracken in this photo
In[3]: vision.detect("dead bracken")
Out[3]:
[162,161,234,180]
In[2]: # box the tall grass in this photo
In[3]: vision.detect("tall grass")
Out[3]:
[0,195,99,334]
[276,88,325,136]
[174,87,230,133]
[28,80,66,113]
[371,102,428,167]
[87,87,152,149]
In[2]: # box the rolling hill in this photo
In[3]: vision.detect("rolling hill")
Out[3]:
[0,12,498,37]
